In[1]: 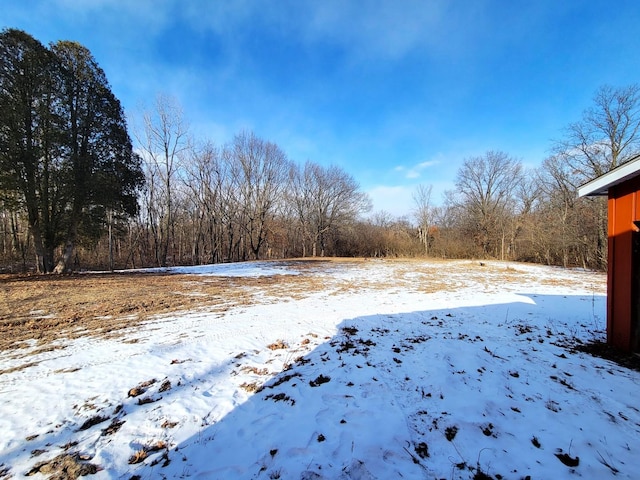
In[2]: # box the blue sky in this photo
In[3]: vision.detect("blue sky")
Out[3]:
[4,1,640,217]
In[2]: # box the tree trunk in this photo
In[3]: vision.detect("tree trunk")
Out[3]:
[54,214,79,273]
[32,226,47,273]
[54,238,75,273]
[108,211,114,271]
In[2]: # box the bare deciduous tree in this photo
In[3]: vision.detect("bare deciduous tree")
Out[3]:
[413,183,435,256]
[454,151,523,259]
[231,131,291,260]
[291,161,371,257]
[555,84,640,179]
[136,94,190,266]
[552,84,640,268]
[183,142,225,264]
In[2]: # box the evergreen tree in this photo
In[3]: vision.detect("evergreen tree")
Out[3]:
[0,29,144,272]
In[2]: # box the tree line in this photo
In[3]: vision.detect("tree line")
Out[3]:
[2,30,639,273]
[130,99,371,268]
[0,29,143,273]
[423,84,640,270]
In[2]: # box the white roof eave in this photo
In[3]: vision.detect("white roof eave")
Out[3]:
[578,155,640,197]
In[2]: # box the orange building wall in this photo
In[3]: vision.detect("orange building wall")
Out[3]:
[608,176,640,351]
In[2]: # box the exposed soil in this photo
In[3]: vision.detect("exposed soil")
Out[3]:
[0,261,342,352]
[0,257,444,353]
[573,340,640,372]
[1,258,618,375]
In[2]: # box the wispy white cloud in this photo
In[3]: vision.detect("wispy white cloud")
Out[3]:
[178,0,459,63]
[7,0,639,221]
[301,0,450,61]
[51,0,171,37]
[398,157,442,179]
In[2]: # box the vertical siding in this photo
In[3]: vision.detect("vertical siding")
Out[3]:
[607,196,615,346]
[608,176,640,351]
[608,194,632,350]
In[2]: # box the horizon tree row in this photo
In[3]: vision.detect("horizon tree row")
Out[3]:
[130,95,372,267]
[410,84,640,269]
[2,31,638,272]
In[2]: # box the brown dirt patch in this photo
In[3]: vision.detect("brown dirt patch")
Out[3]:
[573,340,640,372]
[0,258,604,355]
[25,452,100,479]
[0,272,224,351]
[0,260,361,352]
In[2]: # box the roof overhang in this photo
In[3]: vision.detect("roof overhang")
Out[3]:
[578,154,640,197]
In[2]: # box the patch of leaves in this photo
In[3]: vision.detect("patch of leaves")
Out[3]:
[415,442,429,459]
[545,399,561,412]
[267,340,288,350]
[264,393,295,405]
[128,441,168,465]
[61,441,78,451]
[268,372,301,388]
[445,425,458,441]
[309,374,331,387]
[161,419,179,429]
[514,323,534,335]
[406,335,430,344]
[240,381,263,393]
[481,423,495,437]
[77,414,109,432]
[573,340,640,372]
[137,396,160,405]
[335,335,376,355]
[555,450,579,467]
[294,356,311,366]
[128,449,148,465]
[473,470,496,480]
[128,378,156,397]
[242,366,270,375]
[336,340,356,353]
[26,453,100,478]
[342,326,358,336]
[370,327,390,336]
[101,418,125,436]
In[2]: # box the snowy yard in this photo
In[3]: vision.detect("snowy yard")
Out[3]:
[1,259,639,479]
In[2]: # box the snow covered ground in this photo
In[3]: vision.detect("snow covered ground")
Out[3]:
[1,259,638,479]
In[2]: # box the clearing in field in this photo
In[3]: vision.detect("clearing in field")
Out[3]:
[1,258,639,479]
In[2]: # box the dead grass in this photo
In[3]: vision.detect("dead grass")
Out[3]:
[25,452,100,478]
[0,258,390,352]
[0,267,335,352]
[0,258,603,355]
[128,441,168,465]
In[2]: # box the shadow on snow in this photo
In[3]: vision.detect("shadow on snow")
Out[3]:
[121,291,638,480]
